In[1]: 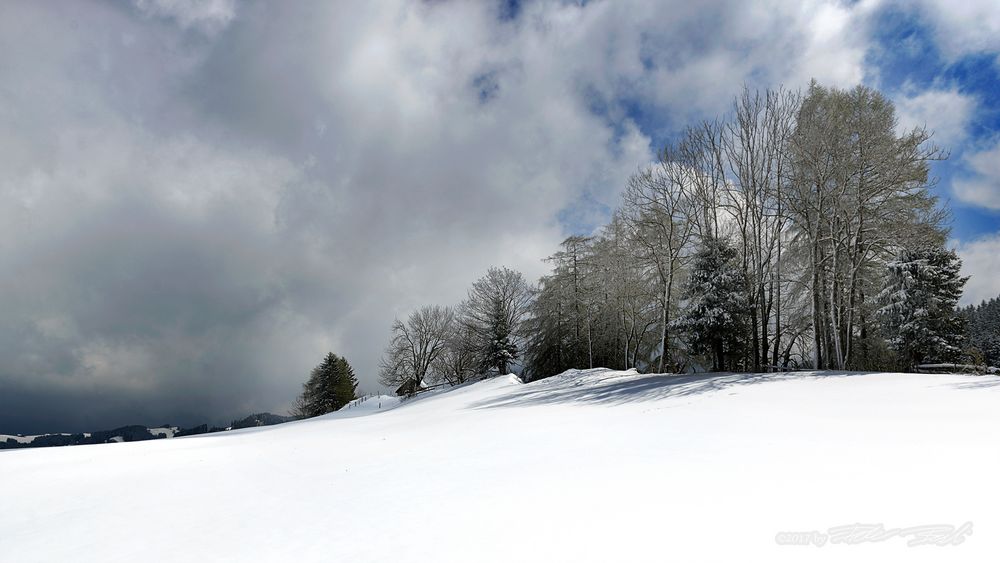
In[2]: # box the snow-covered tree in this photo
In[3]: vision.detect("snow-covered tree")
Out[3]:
[293,353,358,418]
[672,236,749,372]
[963,297,1000,368]
[879,247,967,368]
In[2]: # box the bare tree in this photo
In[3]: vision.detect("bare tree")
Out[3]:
[787,83,946,369]
[722,86,799,371]
[620,151,696,373]
[681,120,728,242]
[596,215,659,370]
[379,305,455,392]
[430,322,479,386]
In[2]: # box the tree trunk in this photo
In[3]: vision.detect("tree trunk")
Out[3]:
[810,220,823,369]
[658,280,668,374]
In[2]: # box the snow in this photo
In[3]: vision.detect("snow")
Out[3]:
[149,426,179,438]
[2,369,999,562]
[323,394,402,419]
[0,433,77,444]
[0,434,35,444]
[917,363,1000,374]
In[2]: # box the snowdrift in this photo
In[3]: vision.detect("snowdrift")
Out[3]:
[2,370,999,562]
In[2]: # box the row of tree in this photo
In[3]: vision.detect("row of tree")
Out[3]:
[962,298,1000,368]
[378,267,531,393]
[377,81,976,391]
[527,82,968,377]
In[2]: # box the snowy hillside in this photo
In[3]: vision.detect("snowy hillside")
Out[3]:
[325,393,401,418]
[2,369,998,562]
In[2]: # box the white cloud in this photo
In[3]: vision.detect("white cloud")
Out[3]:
[793,0,879,88]
[905,0,1000,60]
[957,234,1000,305]
[590,0,879,121]
[895,87,977,148]
[953,139,1000,210]
[134,0,236,34]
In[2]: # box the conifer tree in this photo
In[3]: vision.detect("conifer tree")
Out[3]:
[879,247,968,368]
[671,236,749,372]
[293,353,358,418]
[963,297,1000,368]
[462,267,531,375]
[331,355,359,409]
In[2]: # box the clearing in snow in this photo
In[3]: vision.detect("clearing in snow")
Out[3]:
[1,369,998,562]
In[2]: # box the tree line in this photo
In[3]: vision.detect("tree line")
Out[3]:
[378,81,978,393]
[962,298,1000,368]
[378,266,531,393]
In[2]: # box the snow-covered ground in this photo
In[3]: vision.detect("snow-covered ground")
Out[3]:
[324,393,401,419]
[2,369,998,562]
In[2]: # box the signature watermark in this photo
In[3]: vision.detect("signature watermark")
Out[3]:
[775,522,973,547]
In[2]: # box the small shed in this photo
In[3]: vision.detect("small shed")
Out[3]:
[394,378,428,397]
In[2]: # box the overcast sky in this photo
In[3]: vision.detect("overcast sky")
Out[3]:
[2,0,999,434]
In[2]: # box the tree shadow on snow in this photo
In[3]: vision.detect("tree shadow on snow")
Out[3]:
[469,370,865,410]
[948,377,1000,391]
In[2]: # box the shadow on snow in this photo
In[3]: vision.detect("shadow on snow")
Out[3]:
[469,369,867,410]
[947,377,1000,391]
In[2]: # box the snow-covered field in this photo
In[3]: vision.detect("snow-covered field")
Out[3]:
[2,369,998,562]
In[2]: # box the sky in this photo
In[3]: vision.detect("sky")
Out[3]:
[1,0,999,434]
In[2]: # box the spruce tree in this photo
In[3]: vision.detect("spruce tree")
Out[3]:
[482,312,518,375]
[879,247,968,369]
[671,236,749,372]
[292,353,359,418]
[331,355,359,409]
[462,267,531,376]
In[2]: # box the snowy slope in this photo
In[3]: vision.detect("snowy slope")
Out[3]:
[324,394,401,419]
[2,369,999,562]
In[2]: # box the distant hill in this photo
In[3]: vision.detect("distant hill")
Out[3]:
[230,412,296,430]
[1,413,294,450]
